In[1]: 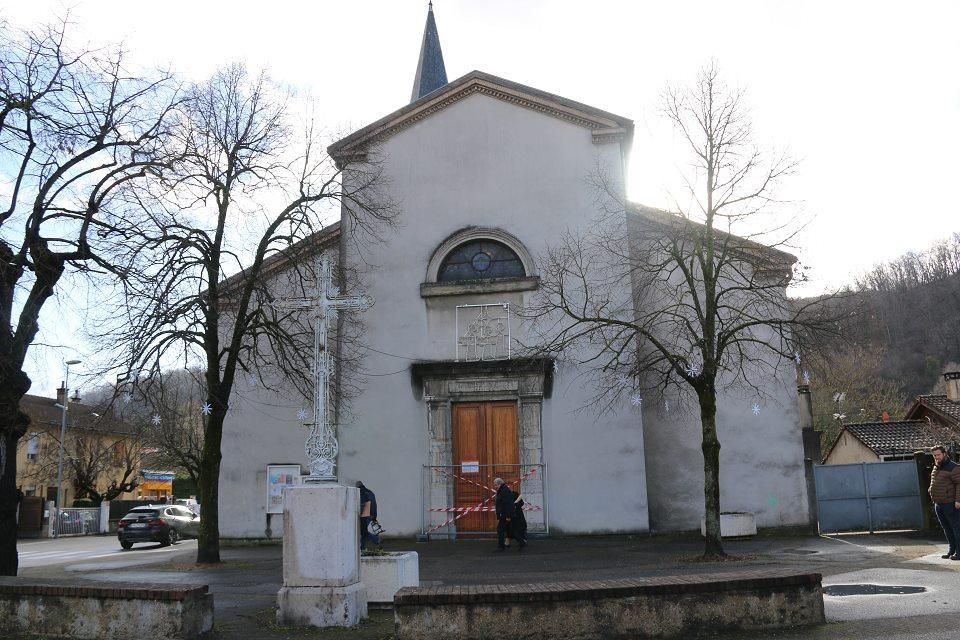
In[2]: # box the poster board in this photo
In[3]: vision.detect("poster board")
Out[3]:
[266,464,302,514]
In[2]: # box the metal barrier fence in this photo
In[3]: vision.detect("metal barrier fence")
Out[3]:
[55,508,100,536]
[814,461,924,533]
[421,463,547,539]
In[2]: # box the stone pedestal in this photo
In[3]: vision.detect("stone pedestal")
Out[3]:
[276,484,367,627]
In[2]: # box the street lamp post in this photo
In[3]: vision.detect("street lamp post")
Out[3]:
[54,359,81,538]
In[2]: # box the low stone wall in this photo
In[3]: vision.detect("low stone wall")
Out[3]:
[394,569,823,640]
[0,578,213,639]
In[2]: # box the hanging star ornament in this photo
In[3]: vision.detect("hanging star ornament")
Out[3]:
[616,373,630,388]
[685,363,701,378]
[794,352,801,365]
[248,374,257,387]
[122,393,132,405]
[151,414,161,426]
[631,393,643,407]
[297,409,308,422]
[752,402,761,416]
[664,399,670,413]
[201,402,213,416]
[802,370,811,385]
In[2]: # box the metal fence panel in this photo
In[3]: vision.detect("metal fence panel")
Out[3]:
[56,508,100,536]
[421,463,546,539]
[814,461,923,534]
[814,464,866,501]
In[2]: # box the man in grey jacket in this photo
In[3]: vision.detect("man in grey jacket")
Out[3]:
[929,445,960,560]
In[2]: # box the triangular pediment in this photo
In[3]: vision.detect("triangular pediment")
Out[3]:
[328,71,633,163]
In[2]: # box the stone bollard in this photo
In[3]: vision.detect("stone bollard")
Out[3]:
[276,483,367,627]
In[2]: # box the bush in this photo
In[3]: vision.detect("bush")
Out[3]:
[71,499,95,508]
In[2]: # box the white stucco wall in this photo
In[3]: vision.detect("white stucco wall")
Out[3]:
[336,91,649,536]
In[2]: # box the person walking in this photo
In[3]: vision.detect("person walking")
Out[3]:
[494,478,525,551]
[357,481,381,551]
[511,492,528,550]
[928,445,960,560]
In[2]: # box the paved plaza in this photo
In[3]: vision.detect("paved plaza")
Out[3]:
[12,531,960,639]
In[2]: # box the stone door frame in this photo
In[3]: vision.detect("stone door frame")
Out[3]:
[412,359,552,539]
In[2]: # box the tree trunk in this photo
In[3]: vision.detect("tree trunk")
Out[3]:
[0,429,22,576]
[196,409,224,564]
[0,379,31,575]
[699,389,725,558]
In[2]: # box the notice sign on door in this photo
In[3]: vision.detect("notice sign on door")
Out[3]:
[461,461,480,473]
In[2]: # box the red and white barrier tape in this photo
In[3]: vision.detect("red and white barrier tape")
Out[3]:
[424,465,542,534]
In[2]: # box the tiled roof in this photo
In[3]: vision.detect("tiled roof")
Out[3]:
[913,395,960,425]
[843,420,959,457]
[20,394,139,436]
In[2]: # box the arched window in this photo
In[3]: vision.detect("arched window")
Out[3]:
[437,240,526,282]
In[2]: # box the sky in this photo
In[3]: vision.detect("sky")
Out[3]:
[3,0,959,394]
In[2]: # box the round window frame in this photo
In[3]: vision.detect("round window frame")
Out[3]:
[425,227,536,284]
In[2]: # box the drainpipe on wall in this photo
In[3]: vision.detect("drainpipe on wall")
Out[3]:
[798,384,820,531]
[797,384,820,460]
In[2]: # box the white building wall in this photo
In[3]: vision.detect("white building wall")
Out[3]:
[337,92,649,536]
[218,85,807,539]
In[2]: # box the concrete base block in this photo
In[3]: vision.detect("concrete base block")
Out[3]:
[361,551,419,605]
[701,512,757,538]
[277,583,367,628]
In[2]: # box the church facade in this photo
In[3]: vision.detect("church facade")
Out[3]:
[218,6,810,539]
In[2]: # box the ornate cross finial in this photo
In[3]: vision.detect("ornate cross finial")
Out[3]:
[276,257,372,482]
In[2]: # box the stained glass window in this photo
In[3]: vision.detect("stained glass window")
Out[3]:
[437,240,525,282]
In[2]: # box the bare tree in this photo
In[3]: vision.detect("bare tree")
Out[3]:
[132,370,205,490]
[528,64,837,558]
[67,431,143,505]
[0,20,177,574]
[807,343,908,452]
[98,64,397,563]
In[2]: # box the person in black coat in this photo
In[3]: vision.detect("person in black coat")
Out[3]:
[357,481,380,551]
[494,478,525,551]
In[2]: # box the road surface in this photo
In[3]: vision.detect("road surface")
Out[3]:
[17,534,196,569]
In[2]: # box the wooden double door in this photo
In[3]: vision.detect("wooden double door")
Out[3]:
[451,401,520,534]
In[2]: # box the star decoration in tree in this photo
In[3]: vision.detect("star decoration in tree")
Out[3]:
[616,374,630,388]
[631,394,643,407]
[794,352,801,365]
[297,409,308,422]
[151,414,161,426]
[664,400,670,413]
[248,374,257,387]
[685,363,701,378]
[802,371,811,385]
[752,402,761,415]
[123,393,132,405]
[201,403,213,416]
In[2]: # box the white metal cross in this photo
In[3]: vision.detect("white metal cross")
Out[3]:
[276,257,372,482]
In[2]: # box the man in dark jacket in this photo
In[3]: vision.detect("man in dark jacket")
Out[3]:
[494,478,524,551]
[357,481,380,551]
[929,446,960,560]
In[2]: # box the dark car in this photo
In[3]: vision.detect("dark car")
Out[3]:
[117,505,200,549]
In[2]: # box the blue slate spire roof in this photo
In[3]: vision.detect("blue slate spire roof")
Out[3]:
[411,2,448,102]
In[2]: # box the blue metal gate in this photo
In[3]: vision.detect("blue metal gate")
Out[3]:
[814,461,924,534]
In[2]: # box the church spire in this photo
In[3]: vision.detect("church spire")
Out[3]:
[410,1,448,102]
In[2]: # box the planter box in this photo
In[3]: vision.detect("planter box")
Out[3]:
[360,551,419,605]
[700,512,757,538]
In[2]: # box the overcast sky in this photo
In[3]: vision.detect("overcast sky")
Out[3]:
[4,0,959,393]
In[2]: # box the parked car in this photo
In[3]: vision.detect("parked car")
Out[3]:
[116,505,200,549]
[174,497,200,516]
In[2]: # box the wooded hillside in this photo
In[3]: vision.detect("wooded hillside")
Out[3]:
[800,233,960,450]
